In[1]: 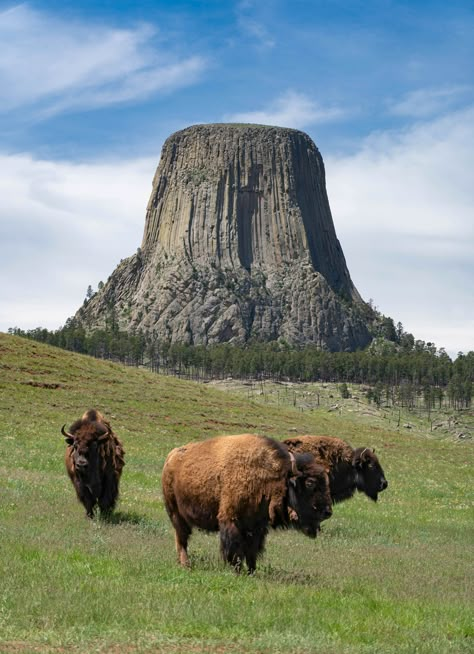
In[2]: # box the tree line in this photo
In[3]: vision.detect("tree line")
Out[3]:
[8,320,473,410]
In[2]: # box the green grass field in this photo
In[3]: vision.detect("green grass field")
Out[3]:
[0,333,472,653]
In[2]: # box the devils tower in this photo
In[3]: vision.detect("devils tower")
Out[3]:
[76,124,372,350]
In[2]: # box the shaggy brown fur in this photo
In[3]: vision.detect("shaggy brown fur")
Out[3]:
[62,409,125,518]
[283,435,388,504]
[162,434,332,573]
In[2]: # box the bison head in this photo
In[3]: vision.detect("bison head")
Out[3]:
[353,447,388,501]
[287,452,332,538]
[62,421,110,496]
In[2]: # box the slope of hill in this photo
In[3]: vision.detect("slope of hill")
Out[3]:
[0,333,472,653]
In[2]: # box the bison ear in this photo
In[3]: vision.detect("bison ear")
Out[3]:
[61,425,74,445]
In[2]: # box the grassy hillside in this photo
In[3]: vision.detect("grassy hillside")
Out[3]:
[0,333,472,653]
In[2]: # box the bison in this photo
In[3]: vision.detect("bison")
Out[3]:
[162,434,332,573]
[283,435,388,504]
[61,409,125,518]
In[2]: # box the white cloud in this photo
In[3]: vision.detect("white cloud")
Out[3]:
[389,86,472,118]
[0,152,156,331]
[327,107,474,252]
[0,4,207,116]
[224,91,344,129]
[326,106,474,357]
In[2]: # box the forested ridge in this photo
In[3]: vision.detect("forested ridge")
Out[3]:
[9,318,473,411]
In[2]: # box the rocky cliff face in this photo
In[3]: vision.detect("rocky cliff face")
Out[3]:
[76,124,372,350]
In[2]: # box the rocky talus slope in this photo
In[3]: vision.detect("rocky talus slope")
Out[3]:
[76,124,373,350]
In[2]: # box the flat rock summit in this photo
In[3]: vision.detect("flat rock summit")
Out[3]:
[76,124,373,350]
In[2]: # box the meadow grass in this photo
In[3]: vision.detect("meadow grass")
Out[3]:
[0,333,472,653]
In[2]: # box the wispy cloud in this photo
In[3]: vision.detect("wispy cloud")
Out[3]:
[235,0,275,49]
[0,152,156,331]
[0,4,207,117]
[328,107,474,246]
[326,106,474,355]
[389,86,472,118]
[224,91,344,129]
[237,16,275,49]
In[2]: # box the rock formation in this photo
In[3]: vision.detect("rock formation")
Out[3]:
[75,124,373,350]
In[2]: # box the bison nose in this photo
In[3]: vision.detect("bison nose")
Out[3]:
[381,479,388,491]
[76,459,88,470]
[316,505,332,521]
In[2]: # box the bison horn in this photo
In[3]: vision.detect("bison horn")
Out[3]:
[61,425,74,440]
[97,428,110,442]
[360,447,371,459]
[288,452,302,477]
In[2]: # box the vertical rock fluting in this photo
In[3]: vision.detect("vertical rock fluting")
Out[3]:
[76,124,372,350]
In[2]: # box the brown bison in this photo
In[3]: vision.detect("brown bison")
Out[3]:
[283,435,388,504]
[61,409,125,518]
[162,434,332,573]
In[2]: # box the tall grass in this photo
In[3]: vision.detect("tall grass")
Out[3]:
[0,334,472,653]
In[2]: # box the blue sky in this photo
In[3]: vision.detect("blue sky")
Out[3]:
[1,0,473,357]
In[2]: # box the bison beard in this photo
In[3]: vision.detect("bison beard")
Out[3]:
[162,434,332,573]
[62,409,125,518]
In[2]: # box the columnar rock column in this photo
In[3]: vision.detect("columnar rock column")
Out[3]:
[76,124,372,350]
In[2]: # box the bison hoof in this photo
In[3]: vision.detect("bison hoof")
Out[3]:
[179,555,191,568]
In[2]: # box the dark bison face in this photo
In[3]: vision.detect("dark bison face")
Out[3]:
[353,447,388,501]
[288,454,332,538]
[62,423,109,495]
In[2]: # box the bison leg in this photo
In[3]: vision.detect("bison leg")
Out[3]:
[219,522,245,573]
[171,514,191,568]
[98,480,118,517]
[243,526,268,575]
[77,486,96,518]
